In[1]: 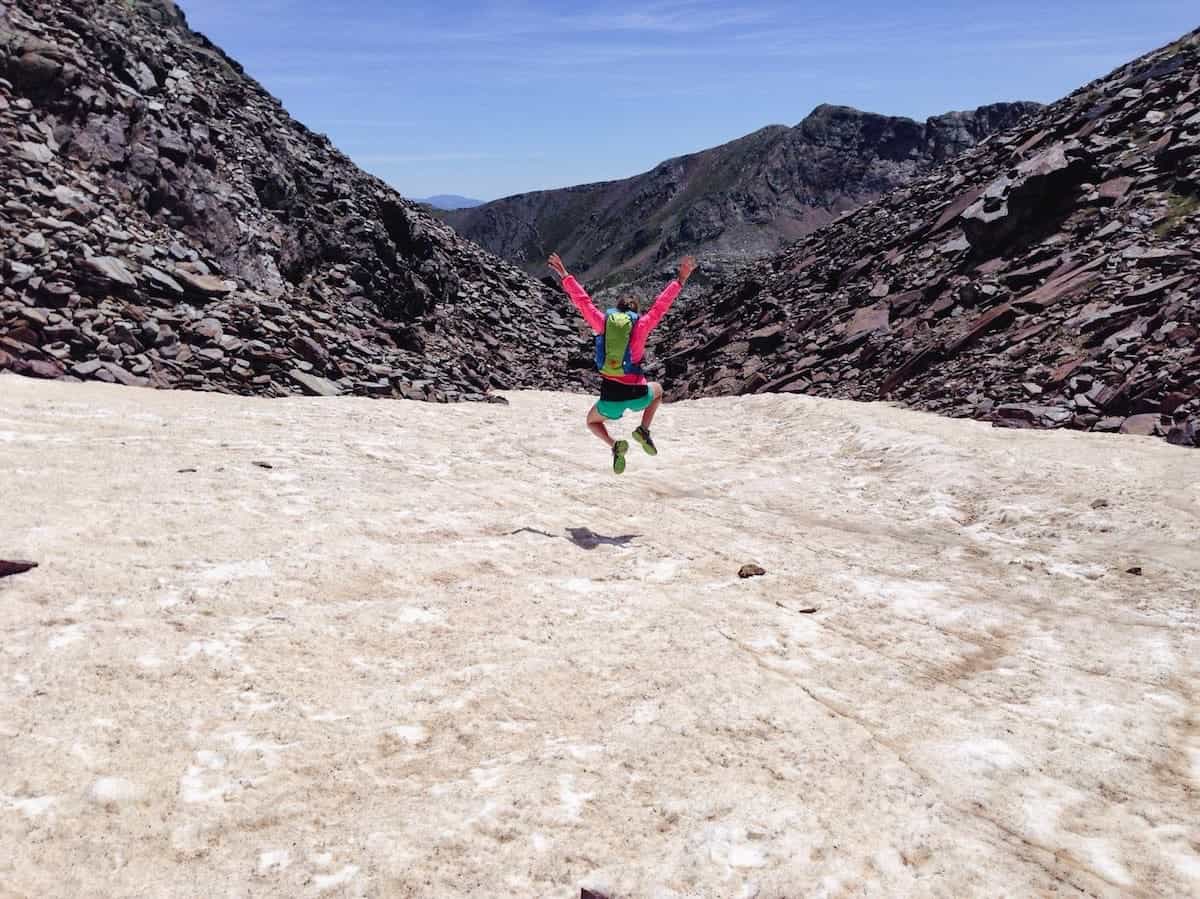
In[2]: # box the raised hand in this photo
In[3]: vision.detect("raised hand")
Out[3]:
[548,253,568,279]
[678,256,697,284]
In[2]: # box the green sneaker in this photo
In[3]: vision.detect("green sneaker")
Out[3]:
[632,426,658,456]
[612,439,629,474]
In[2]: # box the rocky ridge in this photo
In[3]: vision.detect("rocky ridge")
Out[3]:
[661,29,1200,446]
[443,102,1040,291]
[0,0,584,401]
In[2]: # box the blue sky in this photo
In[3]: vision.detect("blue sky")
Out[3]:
[180,1,1198,202]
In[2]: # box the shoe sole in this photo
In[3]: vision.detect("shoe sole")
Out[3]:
[612,440,629,474]
[632,430,658,456]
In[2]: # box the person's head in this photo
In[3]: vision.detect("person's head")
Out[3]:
[617,297,640,314]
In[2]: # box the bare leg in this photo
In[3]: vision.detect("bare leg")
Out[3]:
[640,382,664,430]
[587,404,615,447]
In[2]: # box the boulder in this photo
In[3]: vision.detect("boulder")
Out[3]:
[1119,414,1163,436]
[845,304,890,337]
[172,269,236,298]
[993,404,1074,429]
[288,369,342,397]
[960,143,1097,253]
[81,256,138,288]
[747,324,785,354]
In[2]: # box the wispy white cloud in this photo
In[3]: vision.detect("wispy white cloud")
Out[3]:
[331,1,773,44]
[180,0,1200,201]
[551,4,771,34]
[354,152,498,164]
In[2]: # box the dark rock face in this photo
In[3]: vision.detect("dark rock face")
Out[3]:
[661,28,1200,447]
[442,102,1041,290]
[0,0,587,401]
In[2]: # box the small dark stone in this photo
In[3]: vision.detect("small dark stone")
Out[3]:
[738,564,766,579]
[0,560,38,579]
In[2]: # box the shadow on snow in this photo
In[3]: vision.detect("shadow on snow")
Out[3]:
[508,527,640,551]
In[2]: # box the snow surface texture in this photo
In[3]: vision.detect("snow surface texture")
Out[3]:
[0,374,1198,898]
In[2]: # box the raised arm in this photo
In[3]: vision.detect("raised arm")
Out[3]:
[637,256,696,334]
[549,253,605,333]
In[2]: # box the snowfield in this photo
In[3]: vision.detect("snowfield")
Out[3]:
[1,374,1197,898]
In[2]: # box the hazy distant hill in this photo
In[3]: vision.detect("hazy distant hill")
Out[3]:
[419,194,484,210]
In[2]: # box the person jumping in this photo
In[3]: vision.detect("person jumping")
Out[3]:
[548,252,697,474]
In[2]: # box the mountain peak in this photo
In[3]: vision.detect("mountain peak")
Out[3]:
[444,101,1036,286]
[801,102,871,121]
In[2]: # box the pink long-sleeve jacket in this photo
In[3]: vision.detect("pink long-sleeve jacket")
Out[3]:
[562,275,682,386]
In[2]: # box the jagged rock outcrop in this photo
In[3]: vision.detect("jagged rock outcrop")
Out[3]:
[442,102,1040,290]
[661,28,1200,446]
[0,0,585,400]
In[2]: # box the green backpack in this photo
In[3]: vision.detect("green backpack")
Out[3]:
[595,308,643,377]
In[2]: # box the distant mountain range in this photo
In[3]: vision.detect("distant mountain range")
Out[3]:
[418,194,484,210]
[442,102,1042,289]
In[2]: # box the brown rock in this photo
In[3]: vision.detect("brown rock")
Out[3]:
[0,560,39,579]
[945,303,1015,355]
[1119,414,1162,436]
[738,564,766,579]
[37,282,75,309]
[291,335,329,365]
[191,318,223,341]
[960,143,1097,253]
[1126,276,1185,301]
[21,231,48,253]
[173,269,237,297]
[142,266,184,296]
[758,370,811,394]
[880,345,942,395]
[1166,421,1198,447]
[993,404,1073,429]
[1014,261,1105,310]
[22,359,66,379]
[288,369,342,397]
[10,52,63,89]
[71,359,107,378]
[82,256,138,288]
[932,182,988,233]
[101,363,149,387]
[1097,176,1134,203]
[1002,258,1060,289]
[15,141,54,164]
[845,304,890,337]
